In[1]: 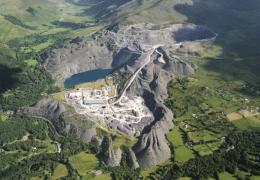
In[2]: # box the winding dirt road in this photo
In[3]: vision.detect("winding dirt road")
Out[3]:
[111,44,163,104]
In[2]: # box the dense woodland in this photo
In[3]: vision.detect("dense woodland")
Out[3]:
[0,33,67,111]
[0,115,97,179]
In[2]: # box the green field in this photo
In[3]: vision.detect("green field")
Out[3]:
[141,165,159,179]
[233,116,260,130]
[69,152,111,179]
[0,113,9,122]
[69,152,99,176]
[218,172,236,180]
[251,176,260,180]
[192,141,222,156]
[41,138,57,153]
[141,160,172,179]
[96,126,137,149]
[187,130,218,143]
[52,164,68,180]
[179,177,191,180]
[84,173,112,180]
[166,127,194,163]
[24,59,38,67]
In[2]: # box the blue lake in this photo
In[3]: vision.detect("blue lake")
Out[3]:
[64,69,112,88]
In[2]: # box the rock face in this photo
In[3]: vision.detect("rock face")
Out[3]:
[21,98,97,143]
[40,23,215,88]
[128,149,140,169]
[38,23,216,168]
[39,39,113,87]
[106,148,123,167]
[128,48,196,168]
[20,98,65,123]
[134,125,172,168]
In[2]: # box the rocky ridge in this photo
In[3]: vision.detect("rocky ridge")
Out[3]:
[40,23,215,87]
[21,98,97,143]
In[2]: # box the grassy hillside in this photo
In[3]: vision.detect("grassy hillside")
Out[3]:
[0,0,103,42]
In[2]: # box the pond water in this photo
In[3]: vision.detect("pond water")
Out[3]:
[64,69,112,88]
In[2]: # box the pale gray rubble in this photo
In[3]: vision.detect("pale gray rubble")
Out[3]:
[38,23,216,168]
[20,98,97,143]
[134,117,173,168]
[39,38,113,87]
[20,97,66,121]
[39,23,216,87]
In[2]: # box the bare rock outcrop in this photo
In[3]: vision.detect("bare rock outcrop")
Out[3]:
[39,23,215,88]
[21,98,97,143]
[134,124,172,168]
[106,148,122,167]
[128,149,140,169]
[122,46,195,167]
[39,39,113,87]
[20,97,65,123]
